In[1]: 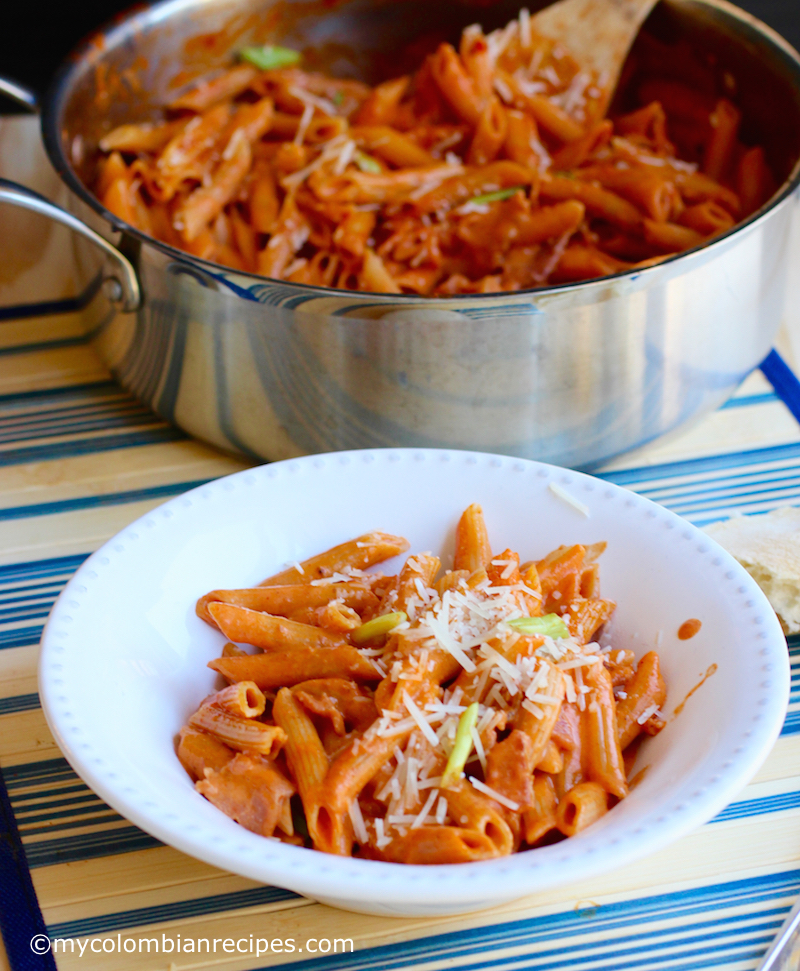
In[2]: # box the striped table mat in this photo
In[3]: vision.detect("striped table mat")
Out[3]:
[3,290,800,971]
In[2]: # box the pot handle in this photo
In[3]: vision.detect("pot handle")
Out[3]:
[0,178,141,312]
[0,77,39,112]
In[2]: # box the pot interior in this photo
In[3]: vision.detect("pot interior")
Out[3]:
[51,0,800,203]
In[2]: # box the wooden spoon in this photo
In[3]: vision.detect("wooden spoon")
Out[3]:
[531,0,660,111]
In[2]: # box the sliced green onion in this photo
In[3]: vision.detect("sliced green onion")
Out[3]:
[441,702,480,789]
[355,150,382,174]
[507,613,570,639]
[240,44,302,71]
[351,610,406,645]
[469,186,526,206]
[332,91,345,107]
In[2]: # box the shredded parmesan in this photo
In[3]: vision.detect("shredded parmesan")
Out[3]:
[333,139,357,176]
[402,691,440,748]
[470,726,487,772]
[348,799,368,844]
[375,817,392,849]
[288,85,338,116]
[468,776,520,811]
[548,481,590,517]
[294,104,314,146]
[412,789,439,829]
[519,7,531,48]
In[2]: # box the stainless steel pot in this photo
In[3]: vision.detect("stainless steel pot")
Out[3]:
[2,0,800,468]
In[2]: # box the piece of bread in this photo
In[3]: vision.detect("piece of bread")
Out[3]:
[705,507,800,634]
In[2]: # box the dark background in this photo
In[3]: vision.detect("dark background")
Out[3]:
[0,0,797,102]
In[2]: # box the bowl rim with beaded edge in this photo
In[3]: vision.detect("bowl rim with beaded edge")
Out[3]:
[37,448,789,917]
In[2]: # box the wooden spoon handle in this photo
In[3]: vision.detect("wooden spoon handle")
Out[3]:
[532,0,659,107]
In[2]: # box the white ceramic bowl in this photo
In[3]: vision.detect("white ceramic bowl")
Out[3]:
[39,449,789,917]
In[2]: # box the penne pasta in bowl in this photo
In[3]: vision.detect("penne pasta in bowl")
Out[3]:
[38,450,789,915]
[1,0,800,467]
[181,511,667,863]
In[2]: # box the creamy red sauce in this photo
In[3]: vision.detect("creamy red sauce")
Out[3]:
[673,663,718,717]
[678,618,702,640]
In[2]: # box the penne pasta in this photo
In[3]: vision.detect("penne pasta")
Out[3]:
[197,581,377,626]
[180,506,668,862]
[91,13,772,292]
[196,752,295,837]
[260,531,409,585]
[209,645,382,688]
[188,703,286,757]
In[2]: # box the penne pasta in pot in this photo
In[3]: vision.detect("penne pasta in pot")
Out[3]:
[92,10,775,294]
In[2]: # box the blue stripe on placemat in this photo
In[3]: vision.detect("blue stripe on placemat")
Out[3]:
[781,710,800,735]
[0,479,211,524]
[712,791,800,822]
[24,829,163,869]
[761,349,800,426]
[0,427,187,467]
[48,886,300,938]
[0,272,103,323]
[0,694,39,715]
[252,872,800,971]
[0,764,57,971]
[0,335,90,358]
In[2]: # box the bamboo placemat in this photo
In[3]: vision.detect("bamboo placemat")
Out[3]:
[3,118,800,969]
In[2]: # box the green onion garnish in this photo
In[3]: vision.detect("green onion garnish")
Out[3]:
[507,613,570,639]
[332,91,345,107]
[351,610,406,645]
[441,703,480,789]
[355,150,382,174]
[240,44,302,71]
[469,186,526,206]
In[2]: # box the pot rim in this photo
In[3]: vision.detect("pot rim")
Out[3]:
[39,0,800,303]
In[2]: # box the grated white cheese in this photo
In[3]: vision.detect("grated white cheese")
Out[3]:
[375,817,392,849]
[281,133,350,190]
[435,796,448,824]
[470,726,487,772]
[403,691,440,748]
[348,799,369,844]
[288,85,339,116]
[519,7,531,48]
[485,683,508,710]
[309,570,352,585]
[412,789,439,829]
[558,655,602,670]
[637,704,662,724]
[333,138,357,176]
[294,104,314,146]
[548,481,590,517]
[468,776,520,811]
